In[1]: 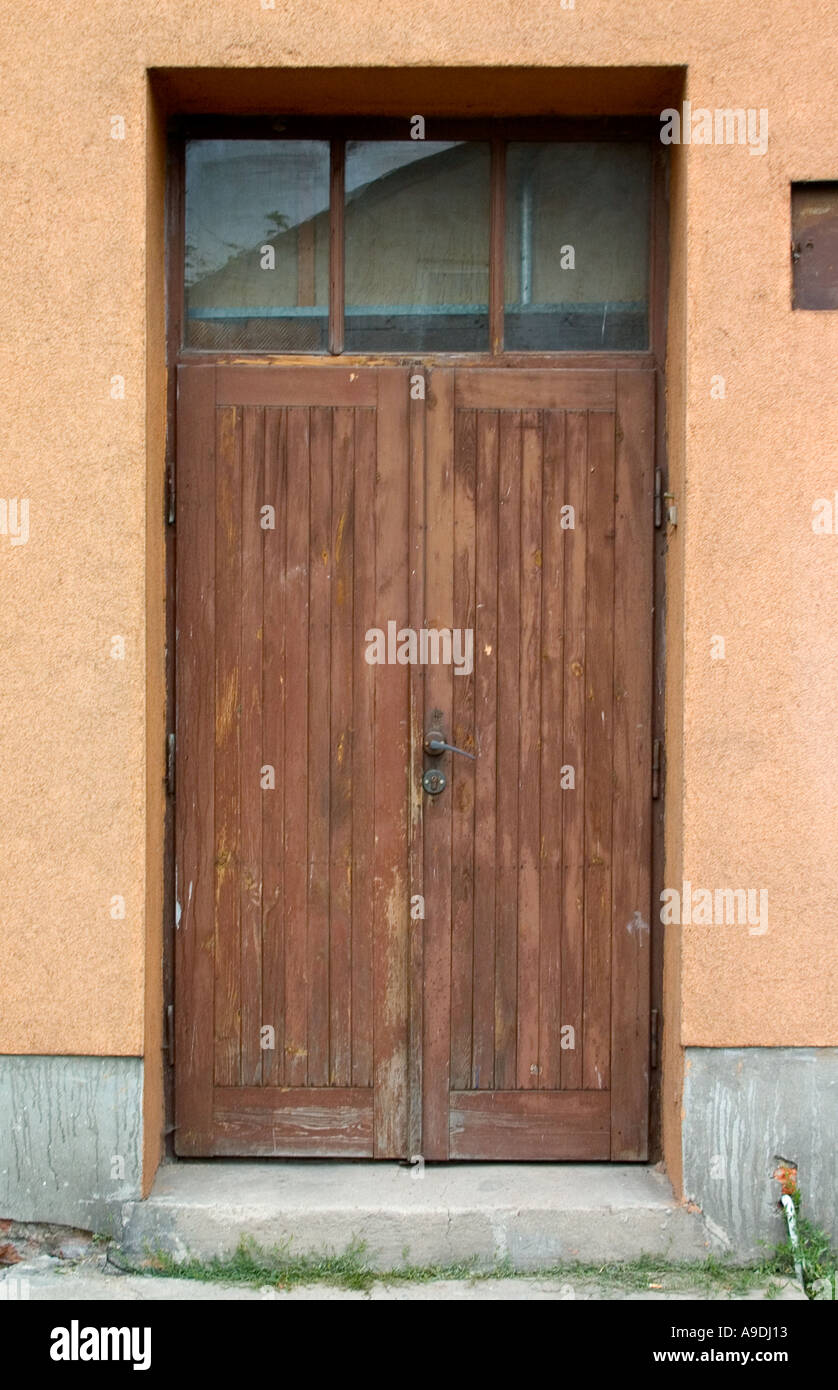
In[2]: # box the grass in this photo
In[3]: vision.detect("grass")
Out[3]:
[760,1191,837,1299]
[127,1237,481,1292]
[116,1235,820,1297]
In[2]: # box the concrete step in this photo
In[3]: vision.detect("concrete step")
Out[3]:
[120,1161,719,1271]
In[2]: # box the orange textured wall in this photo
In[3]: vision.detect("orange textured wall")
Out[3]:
[0,3,837,1195]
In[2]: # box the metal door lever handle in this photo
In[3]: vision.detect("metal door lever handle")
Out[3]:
[424,735,476,760]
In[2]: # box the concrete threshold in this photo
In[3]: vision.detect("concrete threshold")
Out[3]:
[120,1162,719,1271]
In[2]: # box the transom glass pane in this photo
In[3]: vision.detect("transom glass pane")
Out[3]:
[182,135,653,355]
[185,139,330,351]
[504,143,651,350]
[344,141,491,351]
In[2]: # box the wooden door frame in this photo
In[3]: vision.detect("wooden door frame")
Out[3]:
[161,115,669,1162]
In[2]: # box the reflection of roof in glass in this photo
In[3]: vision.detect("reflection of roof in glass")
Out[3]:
[187,144,476,297]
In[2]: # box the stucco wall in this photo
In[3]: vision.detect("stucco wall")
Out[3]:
[1,2,837,1197]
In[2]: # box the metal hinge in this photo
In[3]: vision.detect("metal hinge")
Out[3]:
[165,463,176,526]
[650,1009,660,1069]
[655,470,678,527]
[166,731,175,797]
[652,738,662,799]
[166,1004,175,1068]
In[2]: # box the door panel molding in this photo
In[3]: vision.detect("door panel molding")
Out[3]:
[455,369,616,409]
[449,1091,610,1161]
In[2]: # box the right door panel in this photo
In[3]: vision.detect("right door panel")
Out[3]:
[421,368,655,1161]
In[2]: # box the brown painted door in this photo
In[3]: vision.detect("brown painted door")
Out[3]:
[421,368,655,1161]
[175,364,411,1156]
[174,361,654,1160]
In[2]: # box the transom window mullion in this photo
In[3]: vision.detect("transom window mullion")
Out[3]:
[329,139,345,355]
[489,139,506,356]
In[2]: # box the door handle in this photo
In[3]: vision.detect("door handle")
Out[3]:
[423,730,476,760]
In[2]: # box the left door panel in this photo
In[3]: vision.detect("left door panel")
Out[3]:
[174,364,411,1156]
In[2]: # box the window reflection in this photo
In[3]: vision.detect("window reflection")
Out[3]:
[344,141,491,352]
[185,139,330,351]
[504,143,651,350]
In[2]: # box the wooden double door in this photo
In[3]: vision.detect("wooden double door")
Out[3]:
[174,362,655,1161]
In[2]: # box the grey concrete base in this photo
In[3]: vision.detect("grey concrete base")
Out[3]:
[7,1046,832,1263]
[683,1047,838,1260]
[1,1265,806,1301]
[121,1160,717,1271]
[0,1056,142,1232]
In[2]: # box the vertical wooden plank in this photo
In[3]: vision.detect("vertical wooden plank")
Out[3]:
[407,385,426,1154]
[538,410,566,1090]
[261,408,286,1086]
[422,367,454,1158]
[283,407,310,1088]
[240,406,264,1087]
[611,371,655,1159]
[329,406,354,1087]
[214,403,243,1087]
[450,407,477,1092]
[516,410,543,1089]
[494,410,522,1091]
[351,407,376,1089]
[560,411,587,1091]
[471,410,499,1090]
[307,405,333,1088]
[373,368,410,1156]
[583,408,616,1093]
[175,364,216,1151]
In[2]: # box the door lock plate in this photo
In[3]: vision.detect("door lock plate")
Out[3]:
[422,768,447,796]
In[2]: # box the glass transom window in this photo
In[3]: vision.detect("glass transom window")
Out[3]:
[183,129,653,354]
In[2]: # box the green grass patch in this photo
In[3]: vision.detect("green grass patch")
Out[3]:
[760,1192,837,1299]
[116,1236,813,1297]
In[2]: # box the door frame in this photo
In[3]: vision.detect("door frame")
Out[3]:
[161,114,669,1161]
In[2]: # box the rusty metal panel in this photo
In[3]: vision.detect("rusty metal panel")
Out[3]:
[792,183,838,309]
